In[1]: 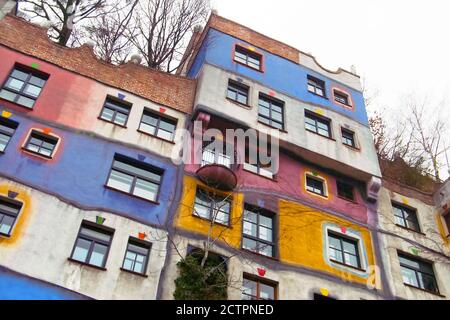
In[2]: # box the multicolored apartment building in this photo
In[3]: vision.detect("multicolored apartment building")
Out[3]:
[0,11,448,300]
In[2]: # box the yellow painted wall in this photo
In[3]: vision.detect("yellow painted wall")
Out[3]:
[278,200,376,284]
[175,176,244,248]
[0,183,32,247]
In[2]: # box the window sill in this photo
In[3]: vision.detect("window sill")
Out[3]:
[21,147,54,160]
[308,91,328,100]
[243,168,276,182]
[192,214,231,229]
[241,248,279,262]
[104,185,160,205]
[330,259,366,273]
[306,189,329,200]
[137,129,176,144]
[404,284,445,298]
[67,258,107,271]
[257,121,287,133]
[342,143,360,151]
[337,195,358,204]
[226,97,252,109]
[395,224,426,236]
[233,60,264,73]
[97,117,128,129]
[120,268,148,278]
[305,128,335,141]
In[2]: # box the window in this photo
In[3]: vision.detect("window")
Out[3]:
[305,111,331,138]
[0,197,22,237]
[307,75,326,97]
[242,275,276,300]
[201,140,233,168]
[70,221,114,268]
[258,94,284,130]
[106,154,163,202]
[334,90,350,106]
[244,147,274,179]
[337,180,355,201]
[392,203,421,232]
[0,117,18,153]
[193,188,231,225]
[306,175,326,197]
[341,128,356,148]
[398,253,439,294]
[227,80,249,105]
[444,212,450,236]
[234,46,262,71]
[0,65,48,109]
[24,130,58,158]
[99,97,131,127]
[242,205,275,257]
[139,109,177,142]
[328,232,361,269]
[122,238,151,275]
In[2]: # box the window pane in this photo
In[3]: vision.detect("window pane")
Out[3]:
[113,160,161,182]
[17,96,35,108]
[401,267,418,287]
[243,238,257,252]
[418,272,438,292]
[140,122,157,136]
[215,211,229,224]
[128,243,149,256]
[23,84,42,98]
[260,283,275,300]
[28,76,46,87]
[328,236,341,250]
[242,279,257,299]
[107,170,133,193]
[237,92,248,104]
[142,114,158,126]
[259,243,273,257]
[89,243,108,267]
[0,214,15,235]
[123,258,133,271]
[0,89,17,102]
[159,120,176,133]
[244,210,258,223]
[100,108,114,121]
[133,178,158,201]
[259,226,273,242]
[11,70,29,81]
[329,247,343,263]
[227,88,237,100]
[344,253,359,268]
[343,240,357,255]
[0,133,10,152]
[72,238,91,263]
[243,221,257,237]
[114,112,128,126]
[80,227,111,243]
[134,261,144,273]
[6,78,25,91]
[157,129,174,141]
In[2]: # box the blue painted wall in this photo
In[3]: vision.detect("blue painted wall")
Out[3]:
[0,267,90,300]
[0,111,178,227]
[188,29,369,126]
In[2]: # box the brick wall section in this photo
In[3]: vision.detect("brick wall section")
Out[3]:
[0,15,196,114]
[209,14,300,64]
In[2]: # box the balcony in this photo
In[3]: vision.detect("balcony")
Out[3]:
[196,149,238,191]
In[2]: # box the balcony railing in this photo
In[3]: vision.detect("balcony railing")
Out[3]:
[201,149,233,169]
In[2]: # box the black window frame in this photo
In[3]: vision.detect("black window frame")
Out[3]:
[242,274,277,300]
[106,154,164,203]
[0,64,49,109]
[398,252,439,294]
[307,75,326,98]
[99,96,132,127]
[121,237,152,276]
[227,79,249,106]
[138,108,178,142]
[341,128,356,148]
[304,111,332,138]
[0,117,19,153]
[333,90,350,106]
[258,94,285,130]
[306,175,326,197]
[193,188,231,226]
[336,180,355,202]
[23,130,59,159]
[0,196,23,237]
[69,220,114,270]
[392,202,421,233]
[234,45,263,71]
[242,205,276,258]
[327,231,362,270]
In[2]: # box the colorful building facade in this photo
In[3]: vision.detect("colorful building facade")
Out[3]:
[0,13,448,300]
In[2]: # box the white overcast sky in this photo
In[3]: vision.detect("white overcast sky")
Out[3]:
[212,0,450,179]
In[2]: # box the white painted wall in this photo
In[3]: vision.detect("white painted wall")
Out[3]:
[0,178,168,300]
